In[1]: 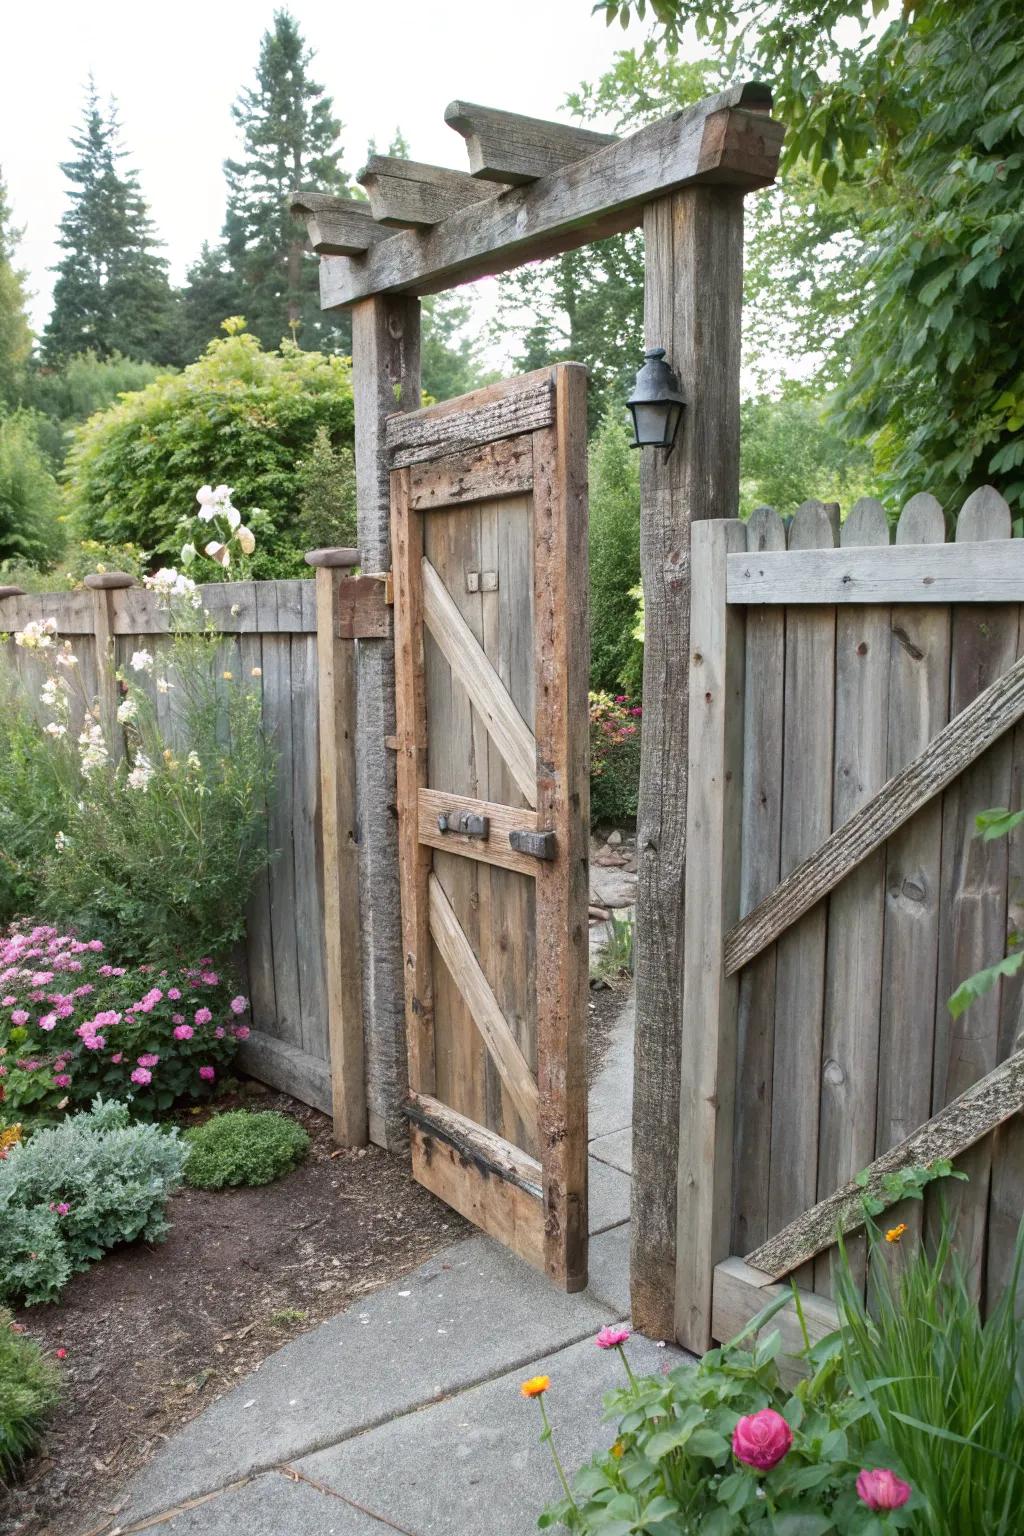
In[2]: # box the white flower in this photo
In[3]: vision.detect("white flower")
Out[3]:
[156,676,173,694]
[55,642,79,669]
[126,754,155,791]
[40,679,60,707]
[224,504,241,532]
[44,721,67,738]
[130,650,154,673]
[236,525,256,555]
[116,697,137,724]
[212,484,233,503]
[187,750,201,771]
[204,540,230,568]
[14,618,57,650]
[230,603,241,617]
[54,831,67,852]
[77,722,108,777]
[144,566,201,607]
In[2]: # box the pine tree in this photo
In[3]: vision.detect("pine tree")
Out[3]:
[0,169,33,405]
[176,243,246,364]
[43,82,177,366]
[222,11,350,352]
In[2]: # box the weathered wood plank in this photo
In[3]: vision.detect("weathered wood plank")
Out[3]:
[731,507,786,1255]
[421,555,538,807]
[417,788,540,877]
[408,435,534,510]
[767,503,837,1288]
[259,590,303,1053]
[290,632,329,1071]
[358,155,501,226]
[333,574,389,639]
[632,185,746,1341]
[290,192,395,254]
[531,363,590,1292]
[352,292,421,1151]
[237,1030,333,1116]
[726,649,1024,976]
[727,528,1024,605]
[320,91,782,306]
[387,374,553,468]
[674,518,747,1352]
[815,499,891,1296]
[712,1257,839,1385]
[240,627,277,1037]
[876,494,949,1255]
[747,1048,1024,1280]
[428,872,540,1130]
[444,100,615,185]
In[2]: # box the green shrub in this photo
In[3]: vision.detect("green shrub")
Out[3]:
[0,1307,59,1480]
[0,413,64,568]
[184,1110,310,1189]
[27,350,168,468]
[295,424,357,553]
[65,321,354,577]
[0,599,272,960]
[588,412,642,694]
[589,691,641,827]
[0,1098,188,1306]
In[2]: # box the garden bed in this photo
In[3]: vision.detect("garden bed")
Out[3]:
[0,1087,466,1536]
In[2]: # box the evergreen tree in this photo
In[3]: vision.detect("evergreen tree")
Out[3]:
[0,169,33,405]
[176,243,246,364]
[44,83,176,366]
[222,11,350,352]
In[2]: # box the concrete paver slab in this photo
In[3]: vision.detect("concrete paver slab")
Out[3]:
[588,1126,632,1176]
[588,997,634,1139]
[125,1470,392,1535]
[588,1156,631,1235]
[585,1223,631,1318]
[298,1332,689,1536]
[116,1236,615,1527]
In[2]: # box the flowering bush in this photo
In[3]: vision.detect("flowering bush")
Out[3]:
[589,692,642,827]
[0,592,272,960]
[0,924,249,1121]
[0,1098,188,1305]
[0,1306,60,1478]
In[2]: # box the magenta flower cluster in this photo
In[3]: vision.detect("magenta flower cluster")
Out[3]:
[0,924,251,1119]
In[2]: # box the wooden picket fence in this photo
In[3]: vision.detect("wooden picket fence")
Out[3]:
[0,571,383,1140]
[676,486,1024,1355]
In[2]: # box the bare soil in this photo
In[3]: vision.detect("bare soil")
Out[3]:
[0,1088,466,1536]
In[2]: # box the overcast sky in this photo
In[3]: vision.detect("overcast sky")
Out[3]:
[2,0,648,338]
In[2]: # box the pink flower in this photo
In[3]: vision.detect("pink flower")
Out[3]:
[167,987,182,1001]
[10,1010,28,1025]
[55,1347,68,1360]
[230,995,248,1015]
[198,1065,216,1081]
[137,1053,160,1068]
[173,1024,194,1040]
[111,1053,123,1064]
[214,1026,225,1038]
[83,1035,105,1050]
[232,1024,250,1040]
[596,1326,631,1350]
[53,1074,71,1088]
[856,1469,911,1511]
[194,1007,212,1025]
[732,1410,793,1470]
[37,1013,57,1031]
[88,939,104,951]
[49,1201,70,1216]
[200,971,219,985]
[130,1066,152,1086]
[2,995,15,1006]
[94,1010,121,1027]
[172,1013,185,1025]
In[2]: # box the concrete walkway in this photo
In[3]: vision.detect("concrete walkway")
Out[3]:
[89,994,690,1536]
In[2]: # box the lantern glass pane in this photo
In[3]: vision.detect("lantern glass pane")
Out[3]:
[631,401,670,447]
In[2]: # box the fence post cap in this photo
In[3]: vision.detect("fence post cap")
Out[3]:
[0,585,26,598]
[304,547,361,569]
[83,572,136,590]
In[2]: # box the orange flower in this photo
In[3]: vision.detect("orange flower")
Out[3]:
[885,1223,908,1244]
[610,1439,625,1459]
[520,1375,550,1399]
[0,1124,23,1158]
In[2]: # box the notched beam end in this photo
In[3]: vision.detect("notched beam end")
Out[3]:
[357,155,502,229]
[443,98,616,185]
[696,107,786,189]
[290,189,394,255]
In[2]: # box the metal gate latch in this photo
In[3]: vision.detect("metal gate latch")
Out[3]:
[437,809,490,838]
[508,828,557,860]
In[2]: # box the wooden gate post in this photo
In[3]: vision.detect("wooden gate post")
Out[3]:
[631,187,745,1338]
[351,294,421,1150]
[83,571,135,764]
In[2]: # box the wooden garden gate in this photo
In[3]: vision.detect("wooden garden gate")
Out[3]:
[388,364,590,1291]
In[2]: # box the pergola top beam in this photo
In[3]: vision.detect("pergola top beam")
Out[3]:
[444,100,616,185]
[317,85,783,308]
[357,156,502,229]
[290,192,393,256]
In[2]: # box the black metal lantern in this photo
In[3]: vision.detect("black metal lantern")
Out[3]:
[626,347,686,455]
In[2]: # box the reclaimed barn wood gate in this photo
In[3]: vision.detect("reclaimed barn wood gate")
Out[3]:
[389,366,590,1289]
[677,487,1024,1355]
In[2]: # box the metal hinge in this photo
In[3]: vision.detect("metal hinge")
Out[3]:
[508,828,557,860]
[437,809,490,839]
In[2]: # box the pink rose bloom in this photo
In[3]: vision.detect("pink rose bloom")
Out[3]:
[74,984,94,996]
[230,995,249,1015]
[49,1201,71,1216]
[194,1007,213,1025]
[856,1469,911,1511]
[2,995,15,1006]
[732,1410,793,1470]
[111,966,125,977]
[83,1035,105,1050]
[232,1024,250,1040]
[53,1074,71,1088]
[167,987,182,1001]
[214,1026,225,1038]
[94,1010,121,1027]
[172,1013,185,1025]
[111,1052,123,1064]
[137,1053,160,1068]
[56,1000,74,1018]
[37,1013,57,1031]
[198,1065,216,1081]
[88,939,104,951]
[11,1010,29,1025]
[30,971,54,986]
[173,1024,194,1040]
[99,964,114,977]
[201,971,219,985]
[596,1326,631,1349]
[130,1066,152,1086]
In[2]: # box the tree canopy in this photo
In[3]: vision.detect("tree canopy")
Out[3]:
[0,171,32,406]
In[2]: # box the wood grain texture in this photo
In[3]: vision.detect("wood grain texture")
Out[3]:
[408,1115,544,1273]
[674,519,747,1352]
[358,155,501,226]
[387,375,553,468]
[421,555,538,806]
[320,92,782,306]
[725,650,1024,976]
[532,363,590,1292]
[747,1048,1024,1280]
[815,499,891,1295]
[443,100,615,184]
[632,185,746,1340]
[712,1258,838,1385]
[290,192,395,255]
[352,293,421,1150]
[417,788,540,876]
[731,507,786,1255]
[408,435,534,510]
